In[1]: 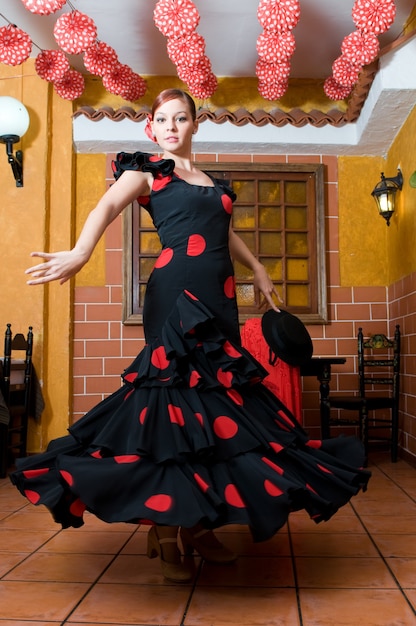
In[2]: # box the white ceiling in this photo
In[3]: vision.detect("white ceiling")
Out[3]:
[0,0,415,155]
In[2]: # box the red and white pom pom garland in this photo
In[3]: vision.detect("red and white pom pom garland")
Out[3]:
[53,68,85,100]
[256,0,300,101]
[20,0,67,15]
[324,0,397,100]
[154,0,217,99]
[0,24,32,66]
[35,48,70,81]
[83,41,118,77]
[53,10,97,55]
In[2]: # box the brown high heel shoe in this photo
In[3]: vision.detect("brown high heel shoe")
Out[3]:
[147,526,193,583]
[180,526,238,563]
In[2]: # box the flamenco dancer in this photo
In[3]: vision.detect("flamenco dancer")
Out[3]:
[10,89,370,582]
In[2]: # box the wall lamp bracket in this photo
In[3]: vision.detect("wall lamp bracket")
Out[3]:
[371,169,403,226]
[0,134,23,187]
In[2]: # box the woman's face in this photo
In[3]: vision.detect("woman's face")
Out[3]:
[151,97,198,154]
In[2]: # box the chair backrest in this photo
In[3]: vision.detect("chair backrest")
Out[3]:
[357,325,400,400]
[1,323,33,405]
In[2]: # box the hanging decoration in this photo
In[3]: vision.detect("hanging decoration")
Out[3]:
[35,48,70,81]
[53,67,84,100]
[256,0,300,101]
[83,41,118,77]
[0,24,32,66]
[153,0,217,100]
[53,10,97,55]
[102,62,146,100]
[20,0,67,15]
[324,0,396,100]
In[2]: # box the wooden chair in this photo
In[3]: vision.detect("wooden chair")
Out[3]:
[323,325,400,463]
[0,324,33,477]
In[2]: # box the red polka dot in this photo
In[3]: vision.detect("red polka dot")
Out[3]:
[264,479,284,497]
[139,407,147,424]
[25,489,41,504]
[274,418,290,432]
[306,440,322,449]
[194,472,210,492]
[91,450,103,458]
[23,468,49,479]
[154,248,173,268]
[124,389,134,401]
[145,494,173,512]
[138,195,149,206]
[223,340,241,358]
[224,484,246,508]
[189,369,201,387]
[187,234,206,256]
[124,372,137,383]
[114,455,141,464]
[262,456,284,475]
[221,193,233,214]
[70,498,86,517]
[277,410,295,428]
[224,275,235,298]
[151,345,169,369]
[227,388,243,405]
[306,483,318,494]
[213,415,238,439]
[317,463,333,474]
[168,404,185,426]
[217,368,233,388]
[270,441,284,453]
[153,174,172,191]
[60,470,74,486]
[194,412,204,426]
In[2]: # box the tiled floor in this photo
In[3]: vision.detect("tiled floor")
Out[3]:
[0,452,415,626]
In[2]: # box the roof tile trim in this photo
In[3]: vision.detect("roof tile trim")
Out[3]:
[73,62,378,128]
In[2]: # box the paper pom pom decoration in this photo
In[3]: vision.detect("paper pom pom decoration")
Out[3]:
[0,24,32,66]
[341,30,379,66]
[332,55,362,87]
[167,32,205,66]
[20,0,67,15]
[84,41,118,76]
[323,76,352,100]
[257,0,301,31]
[53,10,97,55]
[257,31,296,63]
[153,0,200,38]
[256,59,291,82]
[53,69,85,100]
[258,79,289,101]
[187,72,218,99]
[119,73,147,102]
[352,0,396,35]
[35,49,70,81]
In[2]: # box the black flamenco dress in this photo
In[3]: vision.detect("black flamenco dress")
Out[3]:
[10,152,370,542]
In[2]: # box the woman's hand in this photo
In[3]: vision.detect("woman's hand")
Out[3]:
[25,249,89,285]
[253,263,281,312]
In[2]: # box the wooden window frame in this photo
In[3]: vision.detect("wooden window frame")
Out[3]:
[122,162,327,325]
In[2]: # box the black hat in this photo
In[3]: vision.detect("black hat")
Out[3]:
[261,309,313,367]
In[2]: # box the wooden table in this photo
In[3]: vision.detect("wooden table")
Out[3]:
[300,357,346,437]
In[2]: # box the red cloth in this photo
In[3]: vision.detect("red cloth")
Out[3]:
[241,317,302,422]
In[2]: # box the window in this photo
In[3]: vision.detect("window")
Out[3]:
[123,163,327,325]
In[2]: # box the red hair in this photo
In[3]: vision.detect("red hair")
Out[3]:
[151,89,196,121]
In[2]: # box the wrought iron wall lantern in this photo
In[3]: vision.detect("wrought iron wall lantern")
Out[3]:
[0,96,30,188]
[371,169,403,226]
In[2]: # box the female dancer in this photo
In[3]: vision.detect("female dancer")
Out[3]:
[11,89,370,582]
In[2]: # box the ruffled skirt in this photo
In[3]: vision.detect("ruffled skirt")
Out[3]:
[10,290,370,542]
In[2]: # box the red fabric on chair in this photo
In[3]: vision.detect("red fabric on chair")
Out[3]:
[241,317,302,422]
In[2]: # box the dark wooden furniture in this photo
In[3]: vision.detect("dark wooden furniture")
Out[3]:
[300,357,346,435]
[0,324,33,477]
[323,326,400,462]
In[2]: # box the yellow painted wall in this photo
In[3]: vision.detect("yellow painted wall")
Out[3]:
[338,105,416,286]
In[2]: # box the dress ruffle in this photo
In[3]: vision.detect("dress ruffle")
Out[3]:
[11,290,370,541]
[111,151,175,180]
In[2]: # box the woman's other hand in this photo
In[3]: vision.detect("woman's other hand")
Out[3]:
[25,249,89,285]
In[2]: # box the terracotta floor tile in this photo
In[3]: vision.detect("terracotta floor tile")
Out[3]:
[216,530,291,557]
[360,515,416,534]
[0,508,60,530]
[386,557,416,588]
[197,556,294,587]
[100,553,200,585]
[185,587,300,626]
[352,497,416,516]
[299,588,416,625]
[120,529,148,554]
[290,532,378,557]
[288,511,364,534]
[69,583,190,624]
[295,556,397,588]
[0,581,90,621]
[37,529,132,554]
[0,622,61,626]
[3,552,114,582]
[372,533,416,557]
[0,552,29,577]
[404,588,416,612]
[0,528,58,552]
